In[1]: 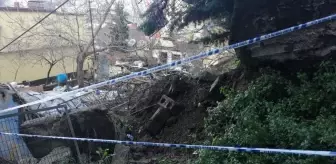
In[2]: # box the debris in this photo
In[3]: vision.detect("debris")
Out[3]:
[111,145,130,164]
[18,157,38,164]
[209,76,220,93]
[37,146,72,164]
[158,95,175,109]
[21,109,116,159]
[146,107,171,136]
[158,95,184,116]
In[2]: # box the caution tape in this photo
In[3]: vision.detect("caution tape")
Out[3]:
[0,132,335,156]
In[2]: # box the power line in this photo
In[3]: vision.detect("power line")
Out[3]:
[0,0,71,52]
[2,13,336,113]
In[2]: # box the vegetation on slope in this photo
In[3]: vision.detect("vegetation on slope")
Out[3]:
[197,62,336,164]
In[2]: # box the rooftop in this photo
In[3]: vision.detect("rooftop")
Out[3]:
[0,7,84,16]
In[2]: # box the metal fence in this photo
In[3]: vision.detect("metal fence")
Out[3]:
[0,105,118,164]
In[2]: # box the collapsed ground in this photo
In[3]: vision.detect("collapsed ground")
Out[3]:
[7,56,336,164]
[125,58,336,164]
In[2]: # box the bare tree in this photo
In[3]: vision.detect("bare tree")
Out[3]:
[7,57,24,81]
[75,0,116,87]
[0,0,147,86]
[31,49,66,84]
[0,0,105,82]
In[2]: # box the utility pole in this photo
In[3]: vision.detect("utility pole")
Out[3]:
[88,0,97,79]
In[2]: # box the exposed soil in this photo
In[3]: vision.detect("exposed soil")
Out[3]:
[125,65,248,163]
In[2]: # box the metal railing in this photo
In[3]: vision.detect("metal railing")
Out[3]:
[0,105,81,164]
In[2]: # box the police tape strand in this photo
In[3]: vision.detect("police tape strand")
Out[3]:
[0,132,335,156]
[2,13,336,114]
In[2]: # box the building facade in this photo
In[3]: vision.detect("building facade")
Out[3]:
[0,6,89,83]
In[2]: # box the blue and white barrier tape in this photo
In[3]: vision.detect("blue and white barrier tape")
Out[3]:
[2,13,336,114]
[0,132,335,156]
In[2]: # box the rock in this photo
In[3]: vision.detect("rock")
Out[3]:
[20,108,116,159]
[37,146,72,164]
[132,152,144,160]
[130,145,146,153]
[18,157,38,164]
[111,145,130,164]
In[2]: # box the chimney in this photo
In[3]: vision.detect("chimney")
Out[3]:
[14,2,20,8]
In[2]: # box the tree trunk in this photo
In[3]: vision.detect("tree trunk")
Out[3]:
[75,0,115,88]
[13,67,19,81]
[77,54,85,88]
[46,64,54,85]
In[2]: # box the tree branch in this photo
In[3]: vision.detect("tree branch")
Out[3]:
[79,0,116,59]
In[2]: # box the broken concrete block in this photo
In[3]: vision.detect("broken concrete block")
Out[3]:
[18,157,38,164]
[158,95,184,115]
[37,146,72,164]
[146,107,171,136]
[158,95,175,109]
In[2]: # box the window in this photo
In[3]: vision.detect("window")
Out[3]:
[159,52,168,64]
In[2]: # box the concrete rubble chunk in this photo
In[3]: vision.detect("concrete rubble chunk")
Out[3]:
[158,95,184,116]
[145,95,185,136]
[146,107,171,136]
[18,157,38,164]
[20,109,116,159]
[158,95,175,109]
[111,144,130,164]
[37,146,72,164]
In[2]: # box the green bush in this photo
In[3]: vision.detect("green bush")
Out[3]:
[197,63,336,164]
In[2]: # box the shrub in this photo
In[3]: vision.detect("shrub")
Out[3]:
[197,63,336,164]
